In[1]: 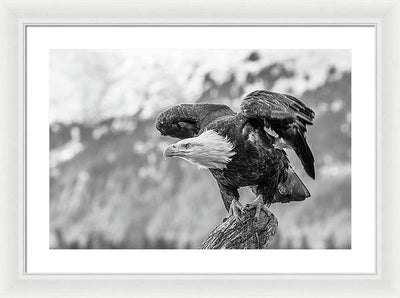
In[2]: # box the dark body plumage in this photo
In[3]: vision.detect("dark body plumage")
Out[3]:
[156,90,315,211]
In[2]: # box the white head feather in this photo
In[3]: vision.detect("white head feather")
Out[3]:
[167,130,236,170]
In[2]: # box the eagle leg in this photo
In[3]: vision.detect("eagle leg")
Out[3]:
[228,199,244,223]
[244,195,269,221]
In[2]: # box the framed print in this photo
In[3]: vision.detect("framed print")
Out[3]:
[0,0,400,297]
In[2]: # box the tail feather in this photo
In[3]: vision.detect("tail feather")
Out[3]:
[274,167,310,203]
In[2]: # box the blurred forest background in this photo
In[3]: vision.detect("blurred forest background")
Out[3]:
[49,49,351,249]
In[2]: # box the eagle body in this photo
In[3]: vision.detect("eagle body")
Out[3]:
[156,90,315,213]
[203,115,289,209]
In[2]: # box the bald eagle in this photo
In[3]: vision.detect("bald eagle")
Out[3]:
[156,90,315,221]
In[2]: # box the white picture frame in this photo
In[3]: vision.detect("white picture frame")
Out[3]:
[1,0,399,297]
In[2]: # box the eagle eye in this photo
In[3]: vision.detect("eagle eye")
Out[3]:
[182,143,192,149]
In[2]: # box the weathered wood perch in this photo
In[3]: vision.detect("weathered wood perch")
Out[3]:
[201,208,278,249]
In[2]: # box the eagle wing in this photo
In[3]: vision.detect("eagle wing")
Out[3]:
[156,103,235,139]
[240,90,315,179]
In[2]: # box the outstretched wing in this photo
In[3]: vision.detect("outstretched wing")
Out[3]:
[156,103,235,139]
[240,90,315,179]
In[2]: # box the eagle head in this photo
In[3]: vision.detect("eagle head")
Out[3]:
[163,130,236,170]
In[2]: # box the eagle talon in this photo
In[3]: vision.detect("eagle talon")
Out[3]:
[245,196,268,221]
[228,199,244,223]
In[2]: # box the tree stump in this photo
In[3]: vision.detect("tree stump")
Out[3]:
[201,208,278,249]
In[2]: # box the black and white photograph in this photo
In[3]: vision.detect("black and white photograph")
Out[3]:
[49,49,351,249]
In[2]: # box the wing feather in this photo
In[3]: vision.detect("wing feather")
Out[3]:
[240,90,315,179]
[156,103,235,139]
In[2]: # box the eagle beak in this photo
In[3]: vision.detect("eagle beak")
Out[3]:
[164,144,177,158]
